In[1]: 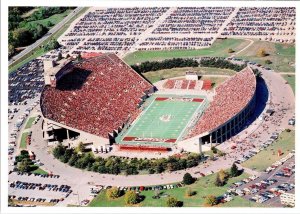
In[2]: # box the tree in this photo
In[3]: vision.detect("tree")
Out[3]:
[257,48,267,57]
[185,187,196,197]
[204,195,217,206]
[12,28,32,47]
[230,163,239,177]
[52,143,65,159]
[265,59,272,64]
[183,173,194,185]
[215,169,228,186]
[124,191,139,205]
[18,159,31,172]
[44,39,60,51]
[76,142,85,153]
[106,187,121,199]
[227,48,234,53]
[166,196,179,207]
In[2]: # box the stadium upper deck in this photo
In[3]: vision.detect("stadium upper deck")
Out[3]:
[40,53,154,139]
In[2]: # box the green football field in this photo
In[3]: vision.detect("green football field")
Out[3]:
[118,95,206,147]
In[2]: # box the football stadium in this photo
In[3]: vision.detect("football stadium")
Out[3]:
[40,53,256,153]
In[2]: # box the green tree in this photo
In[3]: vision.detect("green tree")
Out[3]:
[76,142,85,153]
[183,173,194,185]
[124,191,139,205]
[166,196,179,207]
[230,163,239,177]
[215,169,228,186]
[106,187,121,199]
[12,28,32,47]
[185,187,196,197]
[204,195,217,206]
[52,143,65,159]
[18,159,31,172]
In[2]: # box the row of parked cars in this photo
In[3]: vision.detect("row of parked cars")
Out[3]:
[250,182,295,204]
[16,171,60,178]
[10,181,72,194]
[265,152,295,173]
[9,195,62,204]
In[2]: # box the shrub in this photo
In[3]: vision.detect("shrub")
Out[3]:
[166,196,180,207]
[230,163,239,177]
[215,169,228,186]
[185,188,196,197]
[257,48,267,57]
[106,187,121,199]
[183,173,195,185]
[227,48,234,53]
[124,191,139,205]
[265,59,272,64]
[204,195,217,206]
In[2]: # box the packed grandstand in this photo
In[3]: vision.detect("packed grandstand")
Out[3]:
[40,53,257,152]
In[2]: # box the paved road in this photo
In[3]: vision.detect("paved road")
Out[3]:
[9,7,84,66]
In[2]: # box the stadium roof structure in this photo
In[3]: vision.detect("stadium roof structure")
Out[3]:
[40,53,153,139]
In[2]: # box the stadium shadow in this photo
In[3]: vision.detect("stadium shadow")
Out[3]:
[239,77,269,131]
[56,68,92,91]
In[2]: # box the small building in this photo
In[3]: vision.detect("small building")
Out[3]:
[185,71,198,80]
[280,193,295,207]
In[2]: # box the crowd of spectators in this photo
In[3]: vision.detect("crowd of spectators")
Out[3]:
[40,54,153,138]
[186,67,256,138]
[164,79,200,90]
[9,59,44,105]
[221,7,296,43]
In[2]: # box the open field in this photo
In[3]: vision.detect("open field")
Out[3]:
[236,41,295,73]
[20,132,29,149]
[25,117,36,129]
[31,168,49,175]
[282,74,295,94]
[9,7,89,73]
[143,67,234,83]
[242,130,295,172]
[21,9,72,30]
[117,95,205,147]
[88,171,264,207]
[124,39,251,65]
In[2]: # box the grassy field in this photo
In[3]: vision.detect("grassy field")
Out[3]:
[25,117,36,129]
[21,9,72,30]
[282,74,295,94]
[88,171,264,207]
[236,40,295,73]
[143,66,234,83]
[9,7,89,73]
[242,130,295,171]
[32,168,49,175]
[20,132,29,149]
[124,39,251,65]
[117,96,205,146]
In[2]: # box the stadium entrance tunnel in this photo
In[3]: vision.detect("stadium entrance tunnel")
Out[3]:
[48,128,80,142]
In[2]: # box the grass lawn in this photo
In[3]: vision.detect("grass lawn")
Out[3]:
[242,130,295,172]
[20,132,29,149]
[124,39,251,65]
[9,7,89,73]
[88,171,263,207]
[22,9,72,30]
[236,40,295,73]
[32,168,49,175]
[143,66,234,83]
[25,117,36,129]
[282,74,295,94]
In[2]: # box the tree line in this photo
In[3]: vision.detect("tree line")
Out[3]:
[199,58,247,72]
[131,58,199,74]
[52,143,204,175]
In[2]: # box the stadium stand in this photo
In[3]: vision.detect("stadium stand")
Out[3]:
[186,67,256,138]
[40,54,153,138]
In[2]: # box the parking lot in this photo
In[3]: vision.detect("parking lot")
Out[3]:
[228,156,295,207]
